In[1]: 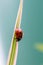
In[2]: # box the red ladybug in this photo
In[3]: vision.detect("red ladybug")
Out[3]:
[15,29,23,41]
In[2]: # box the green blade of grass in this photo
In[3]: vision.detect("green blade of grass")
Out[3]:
[7,0,23,65]
[9,38,16,65]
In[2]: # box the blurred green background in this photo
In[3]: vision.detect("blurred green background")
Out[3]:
[0,0,43,65]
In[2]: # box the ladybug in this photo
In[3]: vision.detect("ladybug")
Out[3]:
[15,29,23,41]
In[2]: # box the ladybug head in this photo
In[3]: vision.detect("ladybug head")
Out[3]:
[15,29,23,41]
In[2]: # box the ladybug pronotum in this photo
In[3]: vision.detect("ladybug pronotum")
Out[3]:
[15,29,23,41]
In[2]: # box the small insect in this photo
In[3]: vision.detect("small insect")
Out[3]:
[15,29,23,41]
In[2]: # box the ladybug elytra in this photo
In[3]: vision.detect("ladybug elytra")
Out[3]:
[15,29,23,41]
